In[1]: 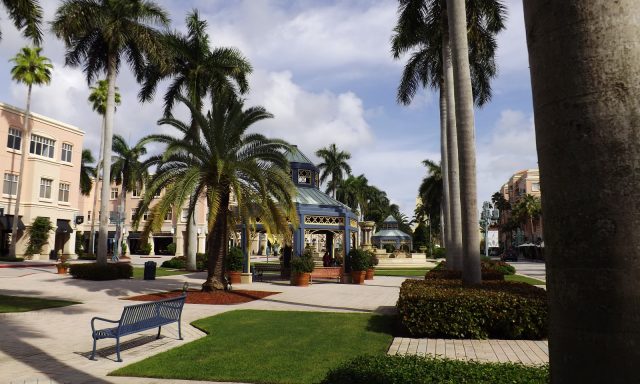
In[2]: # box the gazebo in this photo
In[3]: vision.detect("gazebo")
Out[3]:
[238,145,359,273]
[372,215,412,251]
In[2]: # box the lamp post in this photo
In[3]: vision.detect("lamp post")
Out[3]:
[481,201,500,258]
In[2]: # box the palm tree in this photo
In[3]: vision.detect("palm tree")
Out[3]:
[110,134,150,258]
[1,0,43,45]
[8,46,52,258]
[417,159,443,242]
[86,79,121,255]
[512,194,541,244]
[139,9,252,271]
[523,3,640,380]
[316,144,352,198]
[392,0,506,272]
[52,0,169,264]
[80,149,96,196]
[135,93,297,291]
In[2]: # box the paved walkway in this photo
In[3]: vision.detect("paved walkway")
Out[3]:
[388,338,548,365]
[512,260,547,282]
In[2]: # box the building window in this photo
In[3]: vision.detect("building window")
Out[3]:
[58,182,70,202]
[30,134,55,158]
[132,187,141,197]
[297,169,312,184]
[153,188,161,198]
[39,178,52,199]
[164,210,173,221]
[142,211,149,221]
[61,143,73,162]
[3,173,18,195]
[88,211,91,221]
[532,183,540,192]
[7,128,22,150]
[181,208,189,222]
[110,188,118,200]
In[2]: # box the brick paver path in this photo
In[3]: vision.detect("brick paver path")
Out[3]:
[388,337,548,365]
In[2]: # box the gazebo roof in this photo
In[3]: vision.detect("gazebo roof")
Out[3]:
[383,215,396,223]
[295,186,350,209]
[286,145,317,169]
[372,229,411,239]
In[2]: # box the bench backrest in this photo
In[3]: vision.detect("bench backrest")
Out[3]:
[118,295,186,334]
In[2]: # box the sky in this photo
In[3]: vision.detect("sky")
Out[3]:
[0,0,538,217]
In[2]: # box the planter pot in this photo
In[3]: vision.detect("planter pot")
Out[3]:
[365,268,375,280]
[228,271,242,285]
[56,265,68,275]
[292,272,310,287]
[351,270,366,284]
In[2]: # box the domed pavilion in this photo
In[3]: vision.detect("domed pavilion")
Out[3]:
[371,215,412,251]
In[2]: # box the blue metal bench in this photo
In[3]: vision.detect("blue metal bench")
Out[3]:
[89,294,186,362]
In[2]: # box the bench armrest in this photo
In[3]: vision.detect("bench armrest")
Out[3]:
[91,316,120,333]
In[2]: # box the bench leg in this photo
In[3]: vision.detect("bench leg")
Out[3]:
[157,326,162,339]
[89,337,97,360]
[115,337,122,362]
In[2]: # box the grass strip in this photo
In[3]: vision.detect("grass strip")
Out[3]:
[132,267,190,279]
[111,309,394,384]
[0,295,79,313]
[505,274,545,285]
[376,268,430,277]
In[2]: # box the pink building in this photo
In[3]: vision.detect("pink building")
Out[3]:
[0,102,84,259]
[498,169,543,246]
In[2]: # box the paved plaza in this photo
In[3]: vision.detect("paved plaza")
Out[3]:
[0,259,547,383]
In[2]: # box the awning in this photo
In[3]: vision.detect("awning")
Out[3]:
[56,219,73,234]
[0,215,25,231]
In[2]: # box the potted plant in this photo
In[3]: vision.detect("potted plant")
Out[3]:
[349,249,369,284]
[290,249,315,286]
[226,247,244,284]
[365,251,378,280]
[56,252,70,274]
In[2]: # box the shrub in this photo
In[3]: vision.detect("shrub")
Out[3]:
[25,217,54,256]
[166,243,176,255]
[426,269,505,281]
[349,248,371,271]
[138,242,152,255]
[78,253,97,260]
[226,247,244,272]
[75,232,85,256]
[161,256,186,269]
[432,247,446,259]
[483,260,516,275]
[383,244,395,253]
[397,279,547,339]
[291,251,315,274]
[430,259,515,279]
[69,262,133,280]
[321,355,548,384]
[0,257,24,262]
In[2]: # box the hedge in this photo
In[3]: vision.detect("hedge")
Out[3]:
[69,262,133,280]
[160,253,207,270]
[321,355,548,384]
[426,269,505,281]
[430,259,515,278]
[397,279,547,339]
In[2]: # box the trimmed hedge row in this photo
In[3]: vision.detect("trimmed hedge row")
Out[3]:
[429,259,516,279]
[321,355,548,384]
[160,253,207,270]
[69,262,133,280]
[426,269,505,281]
[397,279,547,339]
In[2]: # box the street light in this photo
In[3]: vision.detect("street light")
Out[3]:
[481,201,500,258]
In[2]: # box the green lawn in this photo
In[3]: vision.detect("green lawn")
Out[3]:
[375,268,430,277]
[505,274,545,285]
[0,295,79,313]
[111,310,394,384]
[132,267,190,279]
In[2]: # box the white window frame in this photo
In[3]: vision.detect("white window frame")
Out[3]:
[7,127,22,151]
[110,188,119,200]
[531,183,540,192]
[3,173,18,196]
[180,208,189,222]
[30,134,55,158]
[164,210,173,221]
[61,143,73,163]
[58,182,70,202]
[153,188,162,198]
[40,178,52,199]
[142,211,149,221]
[132,187,141,198]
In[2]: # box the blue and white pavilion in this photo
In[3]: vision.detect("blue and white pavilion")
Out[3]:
[371,215,412,251]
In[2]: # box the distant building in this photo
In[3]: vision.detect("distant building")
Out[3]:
[372,215,412,251]
[0,102,84,259]
[498,169,543,247]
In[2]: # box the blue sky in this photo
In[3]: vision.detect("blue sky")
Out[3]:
[0,0,538,217]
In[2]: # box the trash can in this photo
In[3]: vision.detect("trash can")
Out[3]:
[143,261,157,280]
[49,250,57,260]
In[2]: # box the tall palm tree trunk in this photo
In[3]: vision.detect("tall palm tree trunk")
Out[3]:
[9,84,32,258]
[203,188,230,291]
[88,118,104,255]
[186,205,198,270]
[447,0,481,284]
[439,86,451,249]
[97,57,117,265]
[113,184,126,258]
[524,2,640,381]
[443,31,463,271]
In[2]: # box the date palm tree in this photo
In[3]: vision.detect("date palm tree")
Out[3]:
[8,46,52,258]
[316,143,352,199]
[135,93,297,291]
[86,79,121,255]
[417,159,442,241]
[80,149,96,196]
[523,2,640,381]
[392,0,505,272]
[512,194,541,243]
[1,0,43,45]
[139,9,252,271]
[52,0,169,264]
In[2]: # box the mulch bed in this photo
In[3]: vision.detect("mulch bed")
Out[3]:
[125,289,280,305]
